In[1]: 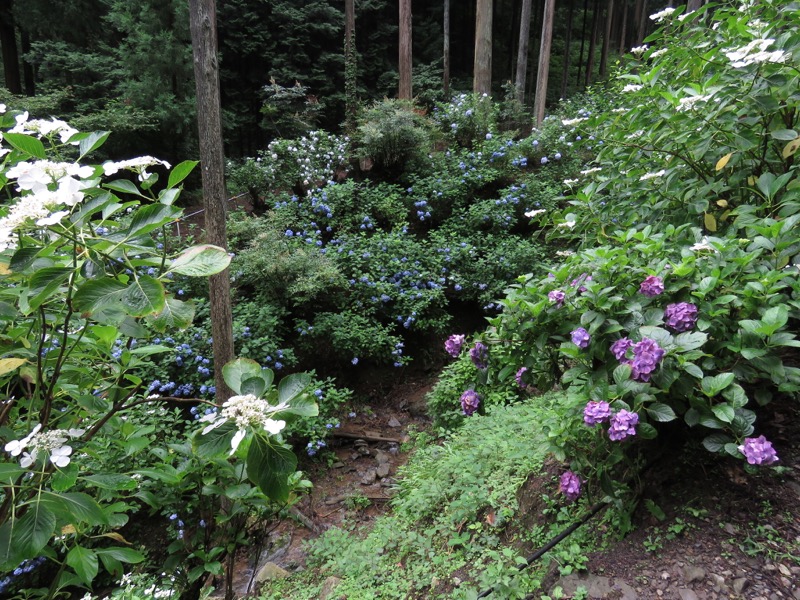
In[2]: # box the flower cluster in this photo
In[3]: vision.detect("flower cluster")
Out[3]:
[630,338,666,382]
[548,289,565,306]
[738,435,779,465]
[103,156,171,181]
[559,470,581,502]
[515,366,530,390]
[200,394,287,454]
[724,38,788,68]
[639,275,664,297]
[4,424,83,468]
[664,302,698,332]
[460,389,481,416]
[469,342,488,369]
[583,401,612,426]
[608,409,639,441]
[9,112,77,143]
[445,334,466,357]
[571,327,590,349]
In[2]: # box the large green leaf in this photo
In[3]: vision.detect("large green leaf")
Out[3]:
[246,436,297,502]
[78,131,111,160]
[94,546,145,564]
[81,474,137,491]
[168,244,231,277]
[0,463,26,485]
[241,376,267,397]
[16,504,56,556]
[120,275,165,317]
[104,179,144,197]
[194,421,236,459]
[146,297,195,332]
[277,372,311,405]
[701,373,735,396]
[38,492,107,526]
[72,279,126,315]
[645,402,677,422]
[167,160,199,188]
[66,545,99,586]
[3,132,46,159]
[27,267,72,312]
[125,203,181,239]
[222,358,263,395]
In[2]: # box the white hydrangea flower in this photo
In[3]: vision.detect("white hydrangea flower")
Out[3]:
[691,237,717,252]
[561,117,587,126]
[524,209,546,218]
[631,45,649,55]
[200,394,288,454]
[622,84,643,93]
[639,170,666,181]
[724,38,787,68]
[7,426,74,468]
[102,156,171,181]
[649,7,676,22]
[650,48,668,58]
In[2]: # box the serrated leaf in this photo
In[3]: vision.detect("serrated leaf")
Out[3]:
[38,492,107,526]
[246,436,297,502]
[3,132,46,159]
[67,545,99,586]
[81,474,137,491]
[94,546,145,564]
[682,363,703,378]
[770,129,798,141]
[222,358,263,395]
[613,363,632,384]
[167,160,199,188]
[146,297,195,332]
[711,403,735,423]
[715,152,732,171]
[674,332,707,352]
[168,244,231,277]
[637,422,658,439]
[701,373,735,396]
[126,203,181,239]
[104,179,145,197]
[702,432,732,453]
[240,376,267,397]
[0,463,26,484]
[73,279,126,315]
[194,421,235,459]
[27,267,72,311]
[646,402,677,422]
[277,372,311,404]
[78,131,110,160]
[121,276,165,317]
[16,504,56,555]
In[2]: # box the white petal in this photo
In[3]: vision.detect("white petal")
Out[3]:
[201,417,225,435]
[230,429,247,454]
[262,419,286,435]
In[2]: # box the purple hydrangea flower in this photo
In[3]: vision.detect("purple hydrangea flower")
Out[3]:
[610,337,634,361]
[571,327,590,349]
[548,290,566,306]
[515,367,529,389]
[584,401,612,426]
[469,342,489,369]
[559,470,581,502]
[460,390,481,416]
[608,409,639,441]
[570,274,593,293]
[630,338,665,382]
[738,435,779,465]
[639,275,664,297]
[664,302,698,332]
[445,334,466,357]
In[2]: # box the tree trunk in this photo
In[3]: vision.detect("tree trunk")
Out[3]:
[188,0,235,403]
[635,0,648,46]
[584,0,599,88]
[344,0,357,133]
[560,0,574,98]
[533,0,554,125]
[599,0,614,78]
[0,3,21,95]
[473,0,493,95]
[686,0,702,11]
[398,0,412,99]
[20,29,33,96]
[576,0,589,87]
[514,0,532,103]
[618,0,628,54]
[444,0,450,98]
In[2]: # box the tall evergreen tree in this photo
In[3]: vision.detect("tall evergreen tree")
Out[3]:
[399,0,412,99]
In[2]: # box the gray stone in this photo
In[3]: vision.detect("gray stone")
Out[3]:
[318,576,342,600]
[387,417,402,428]
[557,574,637,599]
[683,566,707,583]
[255,562,289,582]
[376,463,391,478]
[374,450,391,465]
[360,469,377,485]
[733,577,750,594]
[677,590,699,600]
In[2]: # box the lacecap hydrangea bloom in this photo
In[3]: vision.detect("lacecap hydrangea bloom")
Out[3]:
[630,338,665,382]
[200,394,287,454]
[639,275,664,297]
[584,401,612,426]
[548,289,565,306]
[559,470,581,502]
[571,327,590,349]
[469,342,489,369]
[608,409,639,441]
[738,435,779,465]
[445,334,466,357]
[460,390,481,416]
[664,302,698,332]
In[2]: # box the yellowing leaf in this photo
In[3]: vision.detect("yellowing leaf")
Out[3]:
[720,210,731,222]
[783,137,800,159]
[716,199,728,208]
[0,358,27,376]
[704,213,717,232]
[716,152,733,171]
[98,532,132,545]
[61,524,77,535]
[747,176,757,186]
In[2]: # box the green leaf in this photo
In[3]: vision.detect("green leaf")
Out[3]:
[711,403,735,423]
[168,244,231,277]
[770,129,798,141]
[94,546,145,564]
[121,276,165,317]
[646,402,677,422]
[194,421,236,459]
[702,432,732,453]
[67,545,99,586]
[222,358,263,395]
[146,297,195,332]
[241,376,267,397]
[73,279,126,315]
[126,203,181,239]
[282,393,319,418]
[740,347,767,359]
[16,504,56,555]
[246,436,297,502]
[27,267,72,312]
[167,160,199,188]
[104,179,145,197]
[52,464,79,492]
[78,131,111,160]
[277,372,311,404]
[0,463,26,485]
[701,373,735,396]
[81,474,137,491]
[674,332,707,352]
[636,422,658,439]
[613,363,632,384]
[682,363,703,378]
[3,132,46,159]
[721,383,748,409]
[38,492,107,526]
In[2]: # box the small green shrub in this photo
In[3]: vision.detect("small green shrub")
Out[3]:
[356,99,430,173]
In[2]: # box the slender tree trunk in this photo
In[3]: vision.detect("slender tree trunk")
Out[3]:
[188,0,234,404]
[533,0,554,125]
[0,4,21,95]
[515,0,532,103]
[560,0,574,98]
[398,0,412,99]
[444,0,450,98]
[584,0,599,87]
[473,0,493,95]
[576,0,588,87]
[635,0,648,46]
[686,0,702,11]
[618,0,628,54]
[344,0,357,133]
[599,0,614,78]
[20,30,33,96]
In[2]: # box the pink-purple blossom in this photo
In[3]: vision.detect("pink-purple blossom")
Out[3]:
[570,274,593,293]
[738,435,779,465]
[639,275,664,297]
[584,401,612,426]
[469,342,489,369]
[515,367,530,389]
[548,290,566,306]
[460,390,481,416]
[610,338,634,361]
[559,470,582,502]
[630,338,665,382]
[571,327,590,349]
[608,409,639,441]
[664,302,698,332]
[445,334,466,357]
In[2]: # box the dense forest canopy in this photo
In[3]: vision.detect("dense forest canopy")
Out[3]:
[0,0,688,161]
